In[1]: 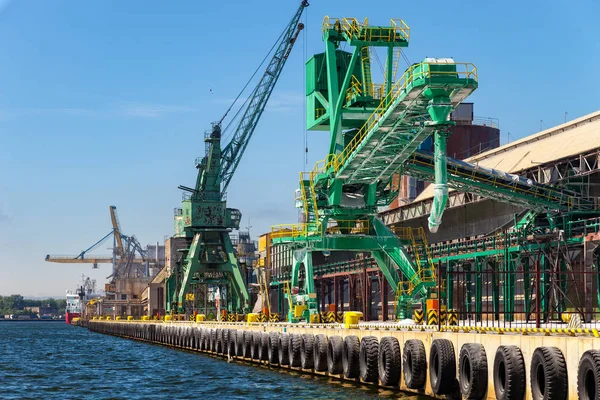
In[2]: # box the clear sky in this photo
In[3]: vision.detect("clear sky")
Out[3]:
[0,0,598,297]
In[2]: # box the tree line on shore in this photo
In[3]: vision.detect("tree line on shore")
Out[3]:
[0,294,67,316]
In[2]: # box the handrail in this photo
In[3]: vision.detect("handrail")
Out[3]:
[312,61,478,179]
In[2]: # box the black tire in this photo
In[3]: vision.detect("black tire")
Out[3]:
[251,332,261,360]
[360,336,379,384]
[459,343,488,400]
[268,332,279,365]
[227,330,236,357]
[279,333,290,366]
[403,339,427,389]
[215,328,222,353]
[235,330,244,357]
[327,336,344,375]
[220,329,229,354]
[531,347,567,400]
[379,336,401,387]
[578,350,600,400]
[258,332,269,361]
[289,333,302,368]
[313,334,328,372]
[430,338,456,395]
[210,328,216,351]
[301,334,316,369]
[343,335,361,379]
[243,331,252,358]
[494,345,525,400]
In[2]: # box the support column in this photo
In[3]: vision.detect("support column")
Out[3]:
[490,259,500,321]
[504,255,515,322]
[446,261,454,310]
[465,262,472,318]
[475,257,483,322]
[333,276,338,312]
[522,257,531,322]
[381,272,388,321]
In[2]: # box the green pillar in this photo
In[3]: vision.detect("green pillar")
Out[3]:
[559,257,567,315]
[446,261,454,310]
[385,46,393,95]
[541,254,550,322]
[465,262,472,314]
[503,255,515,322]
[475,257,483,322]
[523,257,531,322]
[490,259,500,321]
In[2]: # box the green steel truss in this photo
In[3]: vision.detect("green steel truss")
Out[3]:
[274,16,595,322]
[165,1,308,315]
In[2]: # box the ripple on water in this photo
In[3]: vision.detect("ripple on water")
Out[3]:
[0,322,427,399]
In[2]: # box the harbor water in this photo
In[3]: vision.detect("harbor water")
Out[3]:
[0,322,424,399]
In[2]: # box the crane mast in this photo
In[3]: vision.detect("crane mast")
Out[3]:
[167,1,308,316]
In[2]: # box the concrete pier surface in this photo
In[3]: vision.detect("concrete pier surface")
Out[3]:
[87,320,599,399]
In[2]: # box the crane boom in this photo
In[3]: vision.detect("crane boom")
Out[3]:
[167,1,308,316]
[109,205,125,256]
[219,0,308,195]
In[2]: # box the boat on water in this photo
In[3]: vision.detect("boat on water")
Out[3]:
[65,275,101,324]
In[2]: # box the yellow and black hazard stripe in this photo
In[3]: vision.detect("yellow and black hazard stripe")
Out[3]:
[440,310,447,325]
[335,312,344,323]
[189,314,195,321]
[427,309,439,325]
[269,313,280,322]
[413,309,424,324]
[258,313,268,323]
[227,313,235,322]
[448,309,458,326]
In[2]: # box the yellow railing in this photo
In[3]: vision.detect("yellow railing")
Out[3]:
[322,16,410,43]
[271,219,371,240]
[299,172,310,221]
[315,107,326,119]
[345,75,363,103]
[390,18,410,42]
[312,61,478,178]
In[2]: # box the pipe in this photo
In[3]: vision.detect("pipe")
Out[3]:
[428,131,449,233]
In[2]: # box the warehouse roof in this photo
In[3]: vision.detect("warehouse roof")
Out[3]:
[411,109,600,203]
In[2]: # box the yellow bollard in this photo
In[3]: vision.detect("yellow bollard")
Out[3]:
[116,316,121,321]
[127,316,134,321]
[141,316,149,321]
[247,313,259,325]
[106,316,111,321]
[164,315,172,321]
[344,311,363,329]
[196,314,205,323]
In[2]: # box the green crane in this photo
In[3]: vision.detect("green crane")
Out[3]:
[166,1,308,316]
[273,16,592,322]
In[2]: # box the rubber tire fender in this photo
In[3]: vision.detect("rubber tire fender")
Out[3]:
[215,328,222,353]
[288,333,302,368]
[243,331,252,358]
[268,332,279,365]
[258,332,269,361]
[278,333,290,366]
[221,329,230,355]
[578,350,600,400]
[531,347,567,400]
[459,343,488,400]
[251,331,261,360]
[429,338,456,395]
[493,345,525,400]
[360,336,379,384]
[301,334,315,369]
[226,330,236,357]
[235,330,244,357]
[343,335,361,379]
[327,336,344,375]
[379,336,401,387]
[403,339,427,389]
[313,334,328,372]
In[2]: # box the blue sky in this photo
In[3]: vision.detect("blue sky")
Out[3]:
[0,0,598,296]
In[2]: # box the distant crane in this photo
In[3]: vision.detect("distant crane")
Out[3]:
[166,0,309,315]
[45,206,148,280]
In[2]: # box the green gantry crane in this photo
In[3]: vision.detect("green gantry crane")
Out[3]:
[166,1,308,315]
[272,16,593,322]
